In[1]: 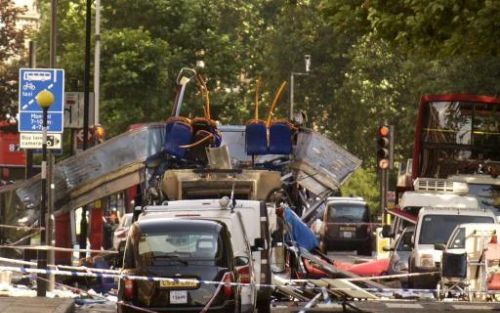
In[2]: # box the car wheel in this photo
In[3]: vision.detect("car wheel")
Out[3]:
[256,299,271,313]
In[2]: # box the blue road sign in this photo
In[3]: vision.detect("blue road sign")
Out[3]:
[18,68,65,133]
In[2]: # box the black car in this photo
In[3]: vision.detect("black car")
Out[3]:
[117,218,239,313]
[319,197,373,255]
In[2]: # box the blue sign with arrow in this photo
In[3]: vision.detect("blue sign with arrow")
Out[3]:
[18,68,65,133]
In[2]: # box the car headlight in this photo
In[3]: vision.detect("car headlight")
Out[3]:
[420,254,435,268]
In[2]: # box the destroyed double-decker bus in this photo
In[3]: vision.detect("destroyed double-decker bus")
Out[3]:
[394,94,500,223]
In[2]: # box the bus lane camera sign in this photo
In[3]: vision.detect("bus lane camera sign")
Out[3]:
[18,68,65,133]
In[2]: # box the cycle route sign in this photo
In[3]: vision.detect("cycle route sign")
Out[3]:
[18,68,65,133]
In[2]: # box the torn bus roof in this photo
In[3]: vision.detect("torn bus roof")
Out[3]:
[291,130,362,194]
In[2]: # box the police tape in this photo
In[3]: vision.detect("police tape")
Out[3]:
[32,272,159,313]
[0,264,441,292]
[314,222,384,226]
[0,256,120,274]
[0,244,117,254]
[0,224,44,231]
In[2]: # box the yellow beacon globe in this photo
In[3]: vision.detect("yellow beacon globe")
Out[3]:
[35,89,55,109]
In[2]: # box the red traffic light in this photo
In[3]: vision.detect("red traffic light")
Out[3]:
[378,125,390,137]
[377,124,393,170]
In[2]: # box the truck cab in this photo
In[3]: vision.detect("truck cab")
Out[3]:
[409,207,496,288]
[387,178,480,238]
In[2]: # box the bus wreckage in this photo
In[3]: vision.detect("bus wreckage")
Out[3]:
[2,70,500,310]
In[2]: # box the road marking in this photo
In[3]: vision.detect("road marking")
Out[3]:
[452,304,494,310]
[385,303,423,309]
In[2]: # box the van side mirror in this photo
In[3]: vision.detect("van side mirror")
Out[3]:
[251,238,265,252]
[434,243,446,251]
[382,225,394,238]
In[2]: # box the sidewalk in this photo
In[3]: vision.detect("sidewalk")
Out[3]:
[0,297,74,313]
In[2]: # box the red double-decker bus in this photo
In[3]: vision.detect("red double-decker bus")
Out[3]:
[398,94,500,214]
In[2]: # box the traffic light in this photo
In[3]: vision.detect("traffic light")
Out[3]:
[377,125,393,170]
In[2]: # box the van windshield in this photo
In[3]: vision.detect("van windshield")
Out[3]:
[419,214,494,244]
[328,204,367,222]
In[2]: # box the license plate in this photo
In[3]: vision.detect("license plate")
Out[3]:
[339,226,356,232]
[159,279,198,289]
[342,231,353,238]
[170,290,188,304]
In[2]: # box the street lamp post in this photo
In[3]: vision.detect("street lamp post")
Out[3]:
[289,55,311,120]
[35,89,54,297]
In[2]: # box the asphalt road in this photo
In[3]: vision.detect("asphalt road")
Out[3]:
[75,301,500,313]
[75,251,500,312]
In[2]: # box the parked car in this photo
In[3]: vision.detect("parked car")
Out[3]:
[386,226,414,288]
[113,213,133,251]
[117,217,255,313]
[119,197,272,313]
[318,197,373,255]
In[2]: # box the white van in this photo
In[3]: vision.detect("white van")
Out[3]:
[408,207,496,288]
[388,178,480,237]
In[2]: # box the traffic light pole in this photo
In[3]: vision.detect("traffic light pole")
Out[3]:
[379,168,387,216]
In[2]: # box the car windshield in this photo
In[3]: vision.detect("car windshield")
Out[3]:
[419,214,494,244]
[138,230,221,260]
[328,204,367,222]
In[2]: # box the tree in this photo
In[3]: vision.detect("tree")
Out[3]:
[366,0,500,57]
[0,0,27,119]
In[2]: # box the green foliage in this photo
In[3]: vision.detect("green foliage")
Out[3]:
[31,0,499,198]
[340,167,379,213]
[101,27,170,135]
[366,0,500,57]
[0,0,28,118]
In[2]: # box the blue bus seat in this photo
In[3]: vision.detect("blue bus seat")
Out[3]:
[164,116,192,158]
[245,120,268,155]
[269,121,293,154]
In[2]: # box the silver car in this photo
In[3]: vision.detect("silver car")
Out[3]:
[387,226,414,287]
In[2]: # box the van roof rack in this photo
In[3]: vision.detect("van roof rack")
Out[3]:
[413,178,469,194]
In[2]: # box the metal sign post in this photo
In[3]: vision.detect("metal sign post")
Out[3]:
[33,90,55,297]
